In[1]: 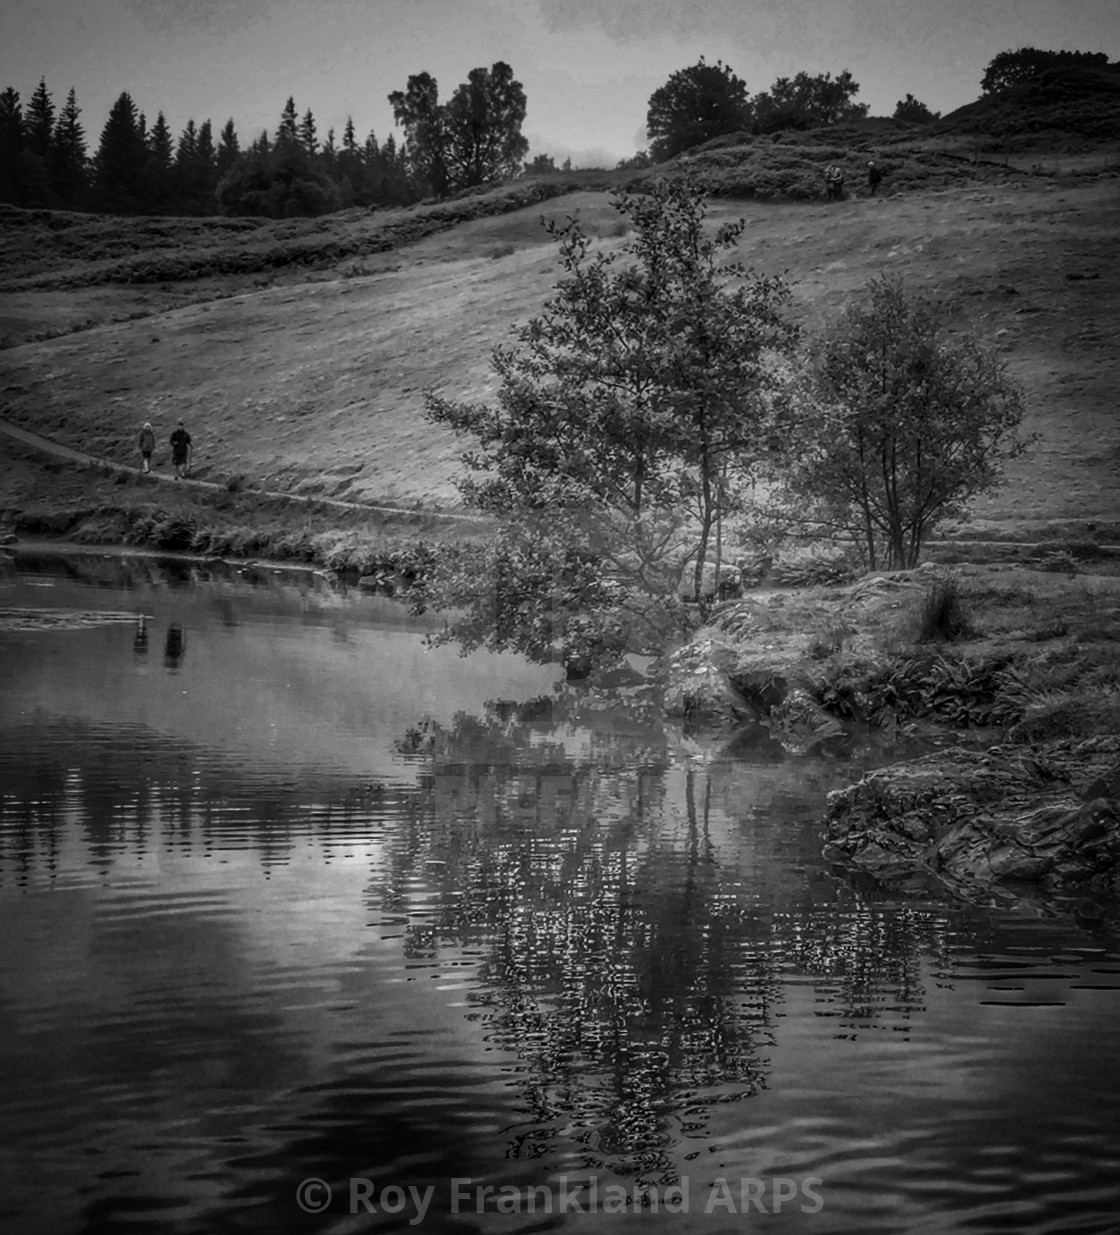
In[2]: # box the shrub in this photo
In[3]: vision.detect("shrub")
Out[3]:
[912,575,975,642]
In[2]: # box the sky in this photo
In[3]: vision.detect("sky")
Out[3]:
[1,0,1115,167]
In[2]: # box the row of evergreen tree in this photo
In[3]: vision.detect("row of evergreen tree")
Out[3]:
[0,79,422,217]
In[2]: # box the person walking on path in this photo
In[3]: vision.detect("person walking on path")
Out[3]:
[170,419,192,478]
[825,162,844,202]
[138,421,156,473]
[867,159,883,196]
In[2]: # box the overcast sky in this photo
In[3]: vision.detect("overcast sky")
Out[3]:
[1,0,1115,166]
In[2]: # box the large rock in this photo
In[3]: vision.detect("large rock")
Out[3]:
[662,636,754,728]
[823,736,1120,903]
[767,687,845,754]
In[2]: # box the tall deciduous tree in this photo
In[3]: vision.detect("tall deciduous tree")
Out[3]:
[422,175,796,669]
[444,61,528,187]
[390,61,529,195]
[388,71,447,196]
[773,276,1028,569]
[646,58,752,162]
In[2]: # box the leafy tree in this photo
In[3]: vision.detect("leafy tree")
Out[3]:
[51,87,87,205]
[421,175,795,670]
[0,87,28,204]
[524,152,556,175]
[616,149,652,170]
[390,61,529,195]
[752,69,868,132]
[216,140,340,218]
[92,91,148,212]
[981,47,1111,93]
[893,93,940,123]
[444,61,528,186]
[388,71,447,196]
[772,276,1028,569]
[646,58,752,162]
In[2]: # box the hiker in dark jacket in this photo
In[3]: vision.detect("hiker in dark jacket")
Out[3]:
[868,160,883,196]
[170,420,192,478]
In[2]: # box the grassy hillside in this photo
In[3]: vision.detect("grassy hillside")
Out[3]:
[1,153,1118,527]
[934,63,1120,148]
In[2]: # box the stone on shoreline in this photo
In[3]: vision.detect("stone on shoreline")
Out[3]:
[822,735,1120,901]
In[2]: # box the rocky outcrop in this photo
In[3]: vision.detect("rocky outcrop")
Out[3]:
[662,636,754,728]
[822,736,1120,902]
[767,687,846,754]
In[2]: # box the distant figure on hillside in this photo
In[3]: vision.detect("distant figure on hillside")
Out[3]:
[138,421,156,473]
[170,420,192,478]
[867,159,883,196]
[825,163,845,202]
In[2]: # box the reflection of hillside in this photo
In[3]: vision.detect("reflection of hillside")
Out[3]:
[377,697,973,1182]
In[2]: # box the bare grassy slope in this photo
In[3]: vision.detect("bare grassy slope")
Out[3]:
[1,176,1118,520]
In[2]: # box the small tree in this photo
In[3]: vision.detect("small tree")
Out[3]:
[981,47,1111,94]
[524,152,556,175]
[893,93,940,123]
[422,175,795,670]
[646,58,752,162]
[752,69,869,132]
[773,276,1028,570]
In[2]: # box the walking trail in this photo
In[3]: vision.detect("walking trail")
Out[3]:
[0,416,477,523]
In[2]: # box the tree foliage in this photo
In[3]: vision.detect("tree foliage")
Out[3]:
[390,61,528,197]
[981,47,1112,94]
[422,175,795,671]
[771,277,1028,570]
[646,58,752,162]
[893,93,941,123]
[216,141,341,218]
[752,69,869,133]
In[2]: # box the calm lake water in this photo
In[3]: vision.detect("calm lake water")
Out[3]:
[2,549,1119,1235]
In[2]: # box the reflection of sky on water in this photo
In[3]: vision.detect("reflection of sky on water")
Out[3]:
[1,552,1120,1234]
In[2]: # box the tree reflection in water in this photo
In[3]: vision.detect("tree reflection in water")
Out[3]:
[381,688,961,1185]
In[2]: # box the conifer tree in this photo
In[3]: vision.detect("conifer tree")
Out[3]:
[276,96,298,150]
[0,87,27,204]
[216,118,240,176]
[195,119,216,211]
[93,91,147,212]
[320,126,337,176]
[299,107,318,157]
[24,77,55,158]
[145,110,175,211]
[51,87,87,205]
